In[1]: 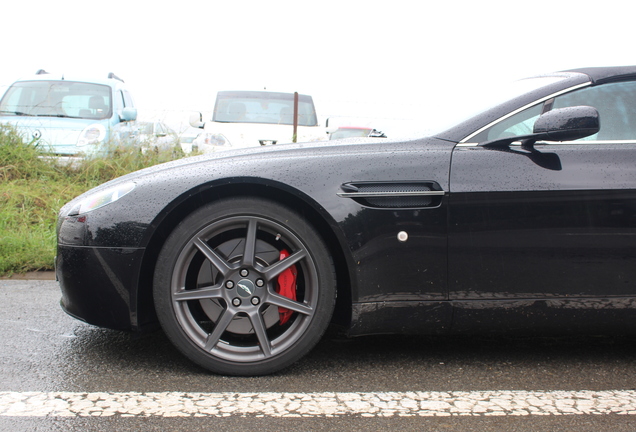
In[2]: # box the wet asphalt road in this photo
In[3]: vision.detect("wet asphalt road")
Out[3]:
[2,279,636,431]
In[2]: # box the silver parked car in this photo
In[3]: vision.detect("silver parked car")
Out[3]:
[113,121,179,153]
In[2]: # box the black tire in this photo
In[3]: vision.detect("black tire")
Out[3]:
[153,197,336,376]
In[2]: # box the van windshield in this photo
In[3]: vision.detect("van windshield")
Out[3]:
[0,80,112,119]
[213,91,318,126]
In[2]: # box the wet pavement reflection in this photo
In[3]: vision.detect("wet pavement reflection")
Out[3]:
[3,280,636,431]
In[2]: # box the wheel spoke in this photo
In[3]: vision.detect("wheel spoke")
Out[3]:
[267,293,313,316]
[204,308,235,351]
[241,218,258,268]
[194,237,233,277]
[263,249,307,279]
[248,310,272,357]
[173,283,223,302]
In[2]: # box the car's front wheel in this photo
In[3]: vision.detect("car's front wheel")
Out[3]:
[153,197,336,376]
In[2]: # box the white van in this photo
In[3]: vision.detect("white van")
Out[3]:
[189,90,322,152]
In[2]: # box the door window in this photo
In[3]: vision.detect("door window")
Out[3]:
[472,81,636,142]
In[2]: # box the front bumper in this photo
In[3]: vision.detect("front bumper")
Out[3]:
[57,244,146,331]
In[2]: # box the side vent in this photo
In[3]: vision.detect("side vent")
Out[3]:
[338,181,444,209]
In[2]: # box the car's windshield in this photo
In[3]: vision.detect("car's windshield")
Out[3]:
[0,80,112,119]
[213,91,318,126]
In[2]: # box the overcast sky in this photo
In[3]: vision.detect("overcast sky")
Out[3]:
[2,0,634,136]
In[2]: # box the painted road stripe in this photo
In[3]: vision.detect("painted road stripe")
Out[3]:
[2,391,636,417]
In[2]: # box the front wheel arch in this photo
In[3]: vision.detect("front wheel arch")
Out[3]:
[136,182,352,332]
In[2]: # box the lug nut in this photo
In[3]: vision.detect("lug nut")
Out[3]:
[225,281,234,289]
[232,298,242,307]
[251,297,260,305]
[240,269,249,277]
[256,279,265,287]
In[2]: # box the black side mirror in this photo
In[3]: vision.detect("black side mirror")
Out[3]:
[482,105,600,148]
[532,106,600,141]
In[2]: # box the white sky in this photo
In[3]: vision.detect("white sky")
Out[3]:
[2,0,634,137]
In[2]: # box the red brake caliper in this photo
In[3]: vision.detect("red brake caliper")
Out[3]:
[276,249,297,325]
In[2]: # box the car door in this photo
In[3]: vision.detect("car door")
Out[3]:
[447,80,636,331]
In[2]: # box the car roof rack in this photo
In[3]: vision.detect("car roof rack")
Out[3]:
[107,72,125,83]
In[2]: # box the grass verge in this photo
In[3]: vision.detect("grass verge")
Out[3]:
[0,124,188,276]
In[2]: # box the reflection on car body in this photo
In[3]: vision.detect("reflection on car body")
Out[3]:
[57,66,636,376]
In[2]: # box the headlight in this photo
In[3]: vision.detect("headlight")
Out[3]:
[77,124,107,147]
[207,133,229,146]
[194,133,229,146]
[70,182,135,215]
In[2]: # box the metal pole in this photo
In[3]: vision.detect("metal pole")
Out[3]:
[293,92,299,143]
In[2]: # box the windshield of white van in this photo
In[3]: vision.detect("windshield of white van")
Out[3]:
[0,80,112,120]
[213,91,318,126]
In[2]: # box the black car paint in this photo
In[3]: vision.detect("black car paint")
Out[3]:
[449,143,636,332]
[57,66,636,337]
[58,136,456,332]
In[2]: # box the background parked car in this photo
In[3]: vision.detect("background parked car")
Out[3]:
[178,127,202,154]
[114,120,179,153]
[0,70,137,157]
[191,132,232,154]
[189,90,323,149]
[328,126,387,140]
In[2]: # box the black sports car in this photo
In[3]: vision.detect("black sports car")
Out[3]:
[57,66,636,376]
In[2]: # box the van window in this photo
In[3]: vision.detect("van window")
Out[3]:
[121,90,134,108]
[0,80,112,120]
[213,91,318,126]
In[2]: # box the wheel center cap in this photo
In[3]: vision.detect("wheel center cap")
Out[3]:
[237,279,255,298]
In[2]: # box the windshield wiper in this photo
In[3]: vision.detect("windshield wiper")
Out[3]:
[34,113,76,118]
[0,110,80,118]
[0,110,32,116]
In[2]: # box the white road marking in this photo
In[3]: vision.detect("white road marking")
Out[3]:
[1,390,636,417]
